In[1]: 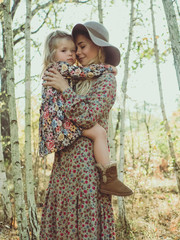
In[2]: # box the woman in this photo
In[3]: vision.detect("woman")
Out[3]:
[40,21,124,240]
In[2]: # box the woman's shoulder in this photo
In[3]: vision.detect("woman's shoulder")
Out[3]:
[90,72,116,94]
[96,72,116,86]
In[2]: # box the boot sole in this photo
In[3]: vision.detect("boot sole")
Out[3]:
[100,189,133,196]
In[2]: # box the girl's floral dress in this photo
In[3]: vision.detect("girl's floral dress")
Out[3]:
[39,72,117,240]
[39,62,113,156]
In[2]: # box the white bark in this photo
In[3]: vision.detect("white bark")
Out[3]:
[0,112,13,224]
[25,0,40,238]
[118,0,135,222]
[98,0,103,24]
[151,0,180,194]
[162,0,180,90]
[108,110,116,161]
[143,101,152,175]
[3,0,30,239]
[128,110,135,168]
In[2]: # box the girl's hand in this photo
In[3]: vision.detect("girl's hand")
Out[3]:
[42,67,70,92]
[111,66,118,76]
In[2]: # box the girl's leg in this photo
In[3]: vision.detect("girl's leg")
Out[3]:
[82,123,110,166]
[83,125,133,197]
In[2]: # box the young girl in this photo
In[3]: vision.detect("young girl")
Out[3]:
[39,30,115,167]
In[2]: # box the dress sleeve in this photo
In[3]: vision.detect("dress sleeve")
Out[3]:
[61,73,116,129]
[53,61,114,80]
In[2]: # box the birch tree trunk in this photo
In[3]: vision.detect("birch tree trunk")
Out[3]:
[118,0,135,228]
[162,0,180,90]
[150,0,180,194]
[25,0,40,238]
[2,1,30,239]
[128,110,135,168]
[108,110,116,161]
[114,109,121,157]
[98,0,103,24]
[0,22,11,168]
[0,112,13,225]
[135,105,140,155]
[143,102,152,175]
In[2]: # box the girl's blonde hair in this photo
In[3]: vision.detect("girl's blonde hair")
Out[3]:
[74,30,106,95]
[42,30,73,74]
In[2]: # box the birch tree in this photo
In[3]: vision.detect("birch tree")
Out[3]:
[162,0,180,90]
[128,110,135,168]
[135,105,140,155]
[98,0,103,24]
[143,101,152,175]
[150,0,180,194]
[118,0,135,228]
[2,0,30,239]
[0,111,13,225]
[25,0,40,238]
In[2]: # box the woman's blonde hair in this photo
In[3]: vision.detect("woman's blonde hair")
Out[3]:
[74,30,106,95]
[42,30,72,74]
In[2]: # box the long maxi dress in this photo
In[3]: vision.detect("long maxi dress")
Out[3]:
[39,72,117,240]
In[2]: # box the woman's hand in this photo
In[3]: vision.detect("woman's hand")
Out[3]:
[42,67,70,92]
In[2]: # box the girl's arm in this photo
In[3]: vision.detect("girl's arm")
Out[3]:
[52,61,116,80]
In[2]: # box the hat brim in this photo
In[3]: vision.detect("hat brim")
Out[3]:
[72,24,120,66]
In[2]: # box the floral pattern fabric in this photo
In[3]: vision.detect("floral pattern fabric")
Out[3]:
[39,62,113,156]
[40,72,117,240]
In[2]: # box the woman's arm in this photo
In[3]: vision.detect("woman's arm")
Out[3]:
[62,73,116,129]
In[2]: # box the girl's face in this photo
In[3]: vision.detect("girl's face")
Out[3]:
[54,38,76,65]
[75,34,99,66]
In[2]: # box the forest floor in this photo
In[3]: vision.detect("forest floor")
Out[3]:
[0,173,179,240]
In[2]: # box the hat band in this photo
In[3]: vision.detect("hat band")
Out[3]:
[87,27,108,42]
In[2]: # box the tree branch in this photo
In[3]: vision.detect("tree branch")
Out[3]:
[13,9,50,45]
[31,10,50,34]
[11,0,21,20]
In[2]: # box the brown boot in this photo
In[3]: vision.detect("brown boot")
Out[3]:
[96,163,133,196]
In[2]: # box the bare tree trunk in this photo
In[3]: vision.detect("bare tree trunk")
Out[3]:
[2,1,30,239]
[0,21,11,168]
[114,109,121,158]
[25,0,40,238]
[118,0,135,229]
[143,101,152,175]
[108,110,116,161]
[0,112,13,225]
[162,0,180,90]
[150,0,180,194]
[98,0,103,24]
[135,105,140,155]
[128,110,135,168]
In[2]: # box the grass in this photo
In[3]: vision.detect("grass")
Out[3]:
[0,169,179,240]
[114,175,180,240]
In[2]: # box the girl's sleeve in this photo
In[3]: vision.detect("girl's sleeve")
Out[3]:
[54,61,114,80]
[62,73,116,129]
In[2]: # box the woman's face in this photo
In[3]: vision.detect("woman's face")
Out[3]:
[75,34,99,66]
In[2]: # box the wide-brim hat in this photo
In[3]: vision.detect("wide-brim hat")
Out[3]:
[72,21,120,66]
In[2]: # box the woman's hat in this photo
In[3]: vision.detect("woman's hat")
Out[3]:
[72,21,120,66]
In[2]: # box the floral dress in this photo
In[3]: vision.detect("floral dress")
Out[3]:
[39,72,117,240]
[39,62,113,156]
